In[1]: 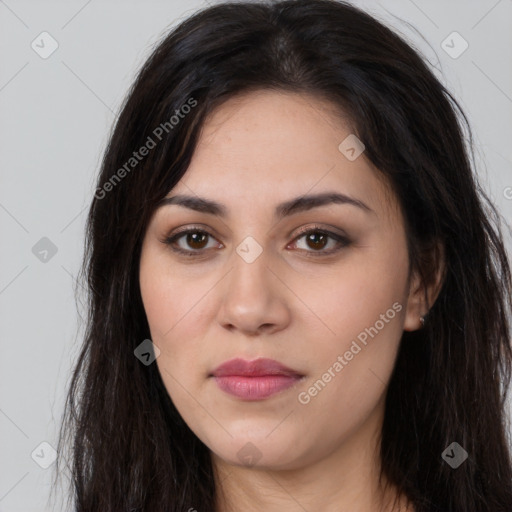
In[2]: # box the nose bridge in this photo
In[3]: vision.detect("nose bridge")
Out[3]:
[217,233,288,333]
[229,233,274,298]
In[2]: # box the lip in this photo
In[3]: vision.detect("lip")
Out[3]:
[210,357,304,400]
[211,357,302,378]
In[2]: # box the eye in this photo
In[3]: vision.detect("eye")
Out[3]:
[162,227,222,256]
[288,227,351,256]
[161,225,351,258]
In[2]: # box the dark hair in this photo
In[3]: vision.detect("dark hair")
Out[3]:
[53,0,512,510]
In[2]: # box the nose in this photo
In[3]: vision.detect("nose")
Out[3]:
[216,245,291,336]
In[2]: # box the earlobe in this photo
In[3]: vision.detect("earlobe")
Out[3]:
[403,271,426,332]
[403,241,446,332]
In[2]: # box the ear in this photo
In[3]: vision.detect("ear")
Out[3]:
[403,241,445,332]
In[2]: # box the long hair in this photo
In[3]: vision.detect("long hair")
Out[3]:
[53,1,512,510]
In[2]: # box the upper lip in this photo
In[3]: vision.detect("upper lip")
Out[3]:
[211,357,302,378]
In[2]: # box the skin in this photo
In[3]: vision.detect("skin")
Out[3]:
[139,90,443,511]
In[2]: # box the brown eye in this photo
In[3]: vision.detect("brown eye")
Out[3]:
[290,228,351,256]
[163,228,221,255]
[304,232,329,251]
[184,232,209,250]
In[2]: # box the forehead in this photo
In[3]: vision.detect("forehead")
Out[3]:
[169,90,399,223]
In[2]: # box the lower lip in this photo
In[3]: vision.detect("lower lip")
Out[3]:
[213,375,302,400]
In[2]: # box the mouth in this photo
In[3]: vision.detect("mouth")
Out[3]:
[210,357,304,401]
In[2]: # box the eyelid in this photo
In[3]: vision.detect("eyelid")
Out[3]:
[286,225,351,256]
[160,225,223,256]
[291,224,348,241]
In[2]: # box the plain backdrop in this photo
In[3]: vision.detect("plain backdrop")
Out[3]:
[0,1,511,510]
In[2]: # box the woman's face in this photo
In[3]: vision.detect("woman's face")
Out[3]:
[139,90,422,471]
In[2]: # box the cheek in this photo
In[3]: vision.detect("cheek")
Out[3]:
[294,247,407,349]
[139,252,216,391]
[139,247,207,340]
[293,245,408,406]
[140,261,222,446]
[141,276,208,416]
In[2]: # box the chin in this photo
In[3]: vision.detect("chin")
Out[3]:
[207,429,315,471]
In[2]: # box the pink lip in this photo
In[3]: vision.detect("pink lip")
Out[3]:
[211,358,303,400]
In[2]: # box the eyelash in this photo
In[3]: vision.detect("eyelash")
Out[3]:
[161,225,351,258]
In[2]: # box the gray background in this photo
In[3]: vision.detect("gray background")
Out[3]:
[1,0,511,510]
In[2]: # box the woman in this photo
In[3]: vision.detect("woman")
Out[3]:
[54,1,512,510]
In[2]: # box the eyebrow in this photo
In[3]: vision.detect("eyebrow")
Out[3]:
[156,191,374,218]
